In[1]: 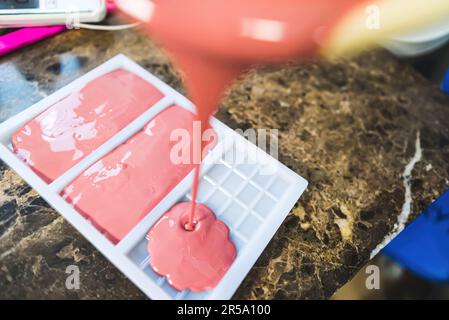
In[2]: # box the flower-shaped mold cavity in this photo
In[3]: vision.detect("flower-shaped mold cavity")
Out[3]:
[147,202,237,292]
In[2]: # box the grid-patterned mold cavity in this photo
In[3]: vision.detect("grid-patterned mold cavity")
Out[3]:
[126,151,291,299]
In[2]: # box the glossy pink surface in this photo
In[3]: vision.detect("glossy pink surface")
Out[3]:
[62,106,216,243]
[148,202,237,292]
[12,69,164,183]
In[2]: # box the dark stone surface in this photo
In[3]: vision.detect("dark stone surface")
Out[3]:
[221,52,449,299]
[1,21,449,299]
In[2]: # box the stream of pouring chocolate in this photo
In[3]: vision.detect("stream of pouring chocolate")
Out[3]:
[125,0,362,229]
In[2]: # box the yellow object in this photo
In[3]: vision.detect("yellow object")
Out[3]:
[324,0,449,57]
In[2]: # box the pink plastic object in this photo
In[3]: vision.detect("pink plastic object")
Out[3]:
[0,26,66,56]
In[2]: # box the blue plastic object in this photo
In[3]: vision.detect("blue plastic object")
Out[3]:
[442,68,449,94]
[383,190,449,281]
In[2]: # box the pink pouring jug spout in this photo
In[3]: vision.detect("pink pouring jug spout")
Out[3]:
[114,0,364,114]
[114,0,364,64]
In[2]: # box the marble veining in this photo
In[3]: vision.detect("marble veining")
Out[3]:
[370,131,423,258]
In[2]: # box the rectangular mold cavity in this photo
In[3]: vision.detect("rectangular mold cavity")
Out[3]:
[0,54,308,300]
[10,69,165,184]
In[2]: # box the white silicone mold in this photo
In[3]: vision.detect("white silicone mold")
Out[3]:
[0,54,308,300]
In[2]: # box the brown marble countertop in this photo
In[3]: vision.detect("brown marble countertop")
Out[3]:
[1,23,449,299]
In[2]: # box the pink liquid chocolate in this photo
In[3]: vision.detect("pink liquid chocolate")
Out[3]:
[12,69,164,182]
[148,202,237,292]
[62,105,216,243]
